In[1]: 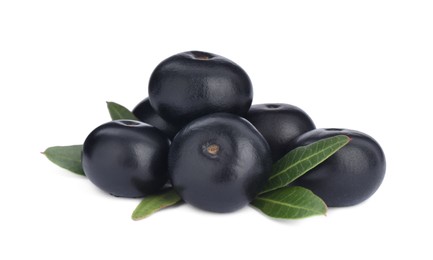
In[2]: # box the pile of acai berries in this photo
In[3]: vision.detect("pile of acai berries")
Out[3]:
[63,51,387,215]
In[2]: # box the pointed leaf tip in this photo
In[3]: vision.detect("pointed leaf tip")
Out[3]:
[251,186,327,219]
[106,101,138,121]
[132,189,182,221]
[260,135,350,194]
[43,145,85,176]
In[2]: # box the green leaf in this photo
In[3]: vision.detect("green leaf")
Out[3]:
[42,145,85,176]
[260,135,350,194]
[251,186,327,219]
[132,189,182,220]
[106,101,138,121]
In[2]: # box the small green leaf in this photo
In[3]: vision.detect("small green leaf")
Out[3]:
[132,189,182,220]
[42,145,85,176]
[260,135,350,194]
[251,186,327,219]
[106,101,138,121]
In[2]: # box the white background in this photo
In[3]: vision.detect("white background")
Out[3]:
[1,1,432,259]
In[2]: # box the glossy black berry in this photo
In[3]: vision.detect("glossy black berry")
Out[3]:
[290,128,386,207]
[246,103,316,162]
[149,51,253,125]
[132,98,180,139]
[82,120,170,198]
[168,113,272,213]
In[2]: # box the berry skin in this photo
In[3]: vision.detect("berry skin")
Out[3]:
[133,98,180,139]
[149,51,253,125]
[168,113,272,213]
[289,128,386,207]
[82,120,170,198]
[246,103,315,162]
